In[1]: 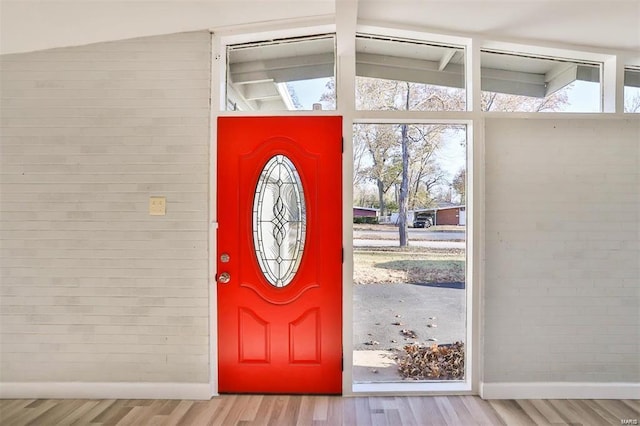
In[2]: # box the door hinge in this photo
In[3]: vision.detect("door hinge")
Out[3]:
[342,353,344,371]
[341,247,344,263]
[341,137,344,153]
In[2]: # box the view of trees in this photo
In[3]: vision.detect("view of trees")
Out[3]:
[352,122,458,218]
[625,90,640,113]
[481,88,569,112]
[315,75,571,246]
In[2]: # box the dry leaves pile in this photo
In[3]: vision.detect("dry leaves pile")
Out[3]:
[398,342,465,380]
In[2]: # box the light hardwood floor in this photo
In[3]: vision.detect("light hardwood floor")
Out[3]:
[0,396,638,425]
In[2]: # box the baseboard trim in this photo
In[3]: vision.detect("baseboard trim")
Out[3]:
[480,381,640,399]
[0,382,212,400]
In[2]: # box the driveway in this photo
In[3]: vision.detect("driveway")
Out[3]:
[352,282,466,382]
[353,282,465,351]
[351,224,467,382]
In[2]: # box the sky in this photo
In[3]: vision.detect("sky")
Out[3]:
[562,81,600,112]
[288,78,332,110]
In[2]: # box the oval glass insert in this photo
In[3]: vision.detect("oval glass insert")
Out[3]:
[253,155,306,287]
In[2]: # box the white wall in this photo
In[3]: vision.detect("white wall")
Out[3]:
[2,27,639,400]
[0,32,212,387]
[0,1,335,55]
[484,118,639,385]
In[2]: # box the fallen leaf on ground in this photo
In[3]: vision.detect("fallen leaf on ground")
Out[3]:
[400,329,417,338]
[398,341,465,380]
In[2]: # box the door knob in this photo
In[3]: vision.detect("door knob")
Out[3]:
[218,272,231,284]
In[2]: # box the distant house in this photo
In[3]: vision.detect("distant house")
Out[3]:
[353,206,379,218]
[434,205,466,225]
[412,203,466,226]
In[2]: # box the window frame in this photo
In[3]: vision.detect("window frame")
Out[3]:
[209,15,638,398]
[354,33,468,112]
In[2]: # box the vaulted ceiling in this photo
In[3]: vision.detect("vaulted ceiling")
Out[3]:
[1,0,638,55]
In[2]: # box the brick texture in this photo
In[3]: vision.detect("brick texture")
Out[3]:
[0,32,211,382]
[484,118,640,383]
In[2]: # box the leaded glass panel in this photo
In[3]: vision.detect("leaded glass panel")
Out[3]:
[253,155,307,287]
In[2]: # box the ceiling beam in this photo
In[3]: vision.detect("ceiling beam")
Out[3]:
[625,69,640,88]
[356,52,464,88]
[226,83,258,111]
[257,98,288,111]
[229,52,334,84]
[276,83,296,110]
[544,63,577,95]
[241,82,281,100]
[545,63,600,95]
[438,49,457,71]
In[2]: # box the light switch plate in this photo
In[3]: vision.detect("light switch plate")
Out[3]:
[149,196,166,215]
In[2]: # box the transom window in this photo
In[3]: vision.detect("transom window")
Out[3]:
[355,34,466,111]
[480,50,602,112]
[226,34,336,111]
[624,67,640,113]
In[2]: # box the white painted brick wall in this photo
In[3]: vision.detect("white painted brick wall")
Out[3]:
[484,118,640,383]
[0,32,211,383]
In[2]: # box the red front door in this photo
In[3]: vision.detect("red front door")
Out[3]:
[217,116,342,394]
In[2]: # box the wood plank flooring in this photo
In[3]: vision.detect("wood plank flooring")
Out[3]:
[0,396,638,425]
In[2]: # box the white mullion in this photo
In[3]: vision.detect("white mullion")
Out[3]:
[602,55,619,113]
[336,0,358,397]
[469,37,482,113]
[353,111,473,123]
[468,36,484,395]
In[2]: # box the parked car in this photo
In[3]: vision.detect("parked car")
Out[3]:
[413,216,432,228]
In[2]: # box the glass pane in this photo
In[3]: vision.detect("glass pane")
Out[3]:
[356,34,466,111]
[481,50,602,112]
[352,123,468,383]
[624,67,640,113]
[227,34,335,111]
[253,155,307,287]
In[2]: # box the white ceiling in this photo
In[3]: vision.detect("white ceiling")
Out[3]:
[358,0,640,52]
[0,0,638,55]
